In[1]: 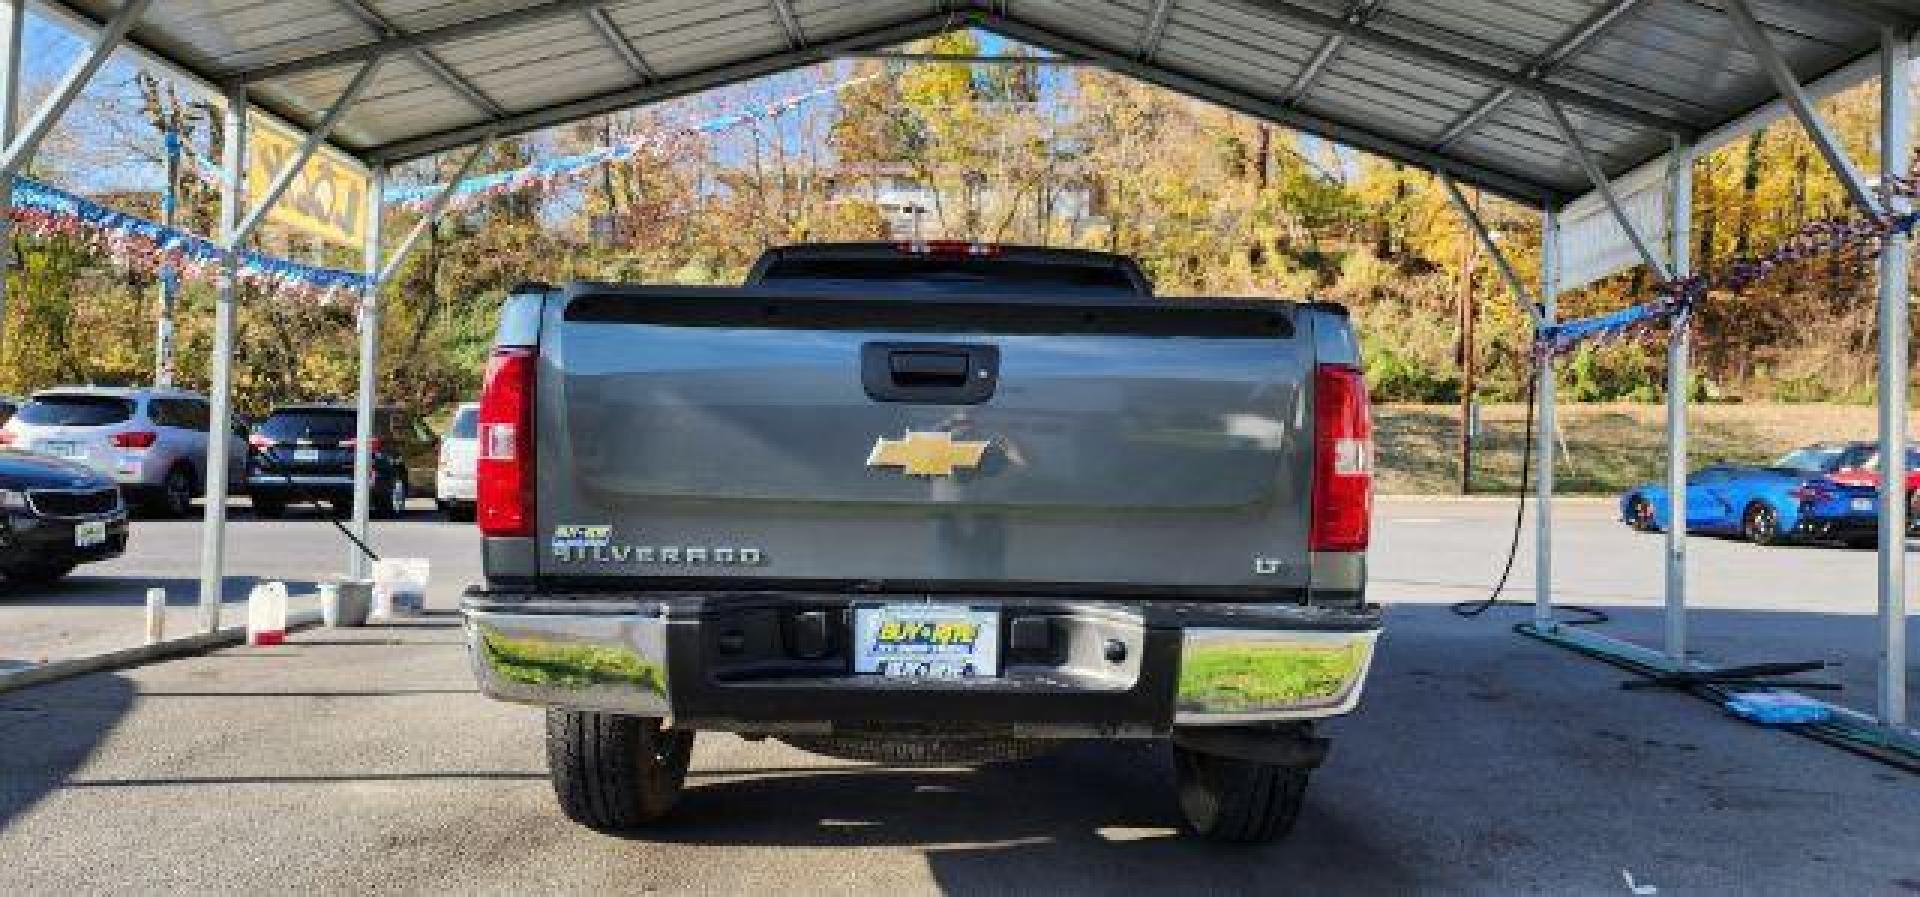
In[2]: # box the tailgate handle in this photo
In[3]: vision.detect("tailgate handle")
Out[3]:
[889,350,969,386]
[862,342,999,404]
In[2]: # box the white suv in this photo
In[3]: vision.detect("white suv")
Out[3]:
[436,402,479,522]
[0,387,247,517]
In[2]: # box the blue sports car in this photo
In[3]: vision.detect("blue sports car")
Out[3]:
[1619,443,1881,547]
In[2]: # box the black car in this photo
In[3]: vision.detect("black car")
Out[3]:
[245,404,437,519]
[0,450,129,584]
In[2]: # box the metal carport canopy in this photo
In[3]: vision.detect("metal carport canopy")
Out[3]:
[13,0,1920,758]
[34,0,1919,207]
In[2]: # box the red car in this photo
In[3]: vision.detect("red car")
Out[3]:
[1825,442,1920,528]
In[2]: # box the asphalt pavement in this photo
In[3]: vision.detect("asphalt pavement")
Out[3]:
[1,498,1917,894]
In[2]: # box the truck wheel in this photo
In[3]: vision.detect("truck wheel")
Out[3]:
[546,710,693,831]
[1172,743,1309,843]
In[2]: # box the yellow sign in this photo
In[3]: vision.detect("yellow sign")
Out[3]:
[867,431,990,477]
[246,113,368,248]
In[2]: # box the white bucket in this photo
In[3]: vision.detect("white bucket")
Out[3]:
[246,581,289,646]
[320,580,373,628]
[372,558,430,618]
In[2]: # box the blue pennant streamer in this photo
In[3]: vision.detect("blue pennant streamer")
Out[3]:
[10,174,368,297]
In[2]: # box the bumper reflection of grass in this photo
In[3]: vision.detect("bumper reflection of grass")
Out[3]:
[1176,641,1364,712]
[480,630,665,691]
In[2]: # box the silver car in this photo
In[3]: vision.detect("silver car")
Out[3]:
[0,387,247,517]
[435,402,478,522]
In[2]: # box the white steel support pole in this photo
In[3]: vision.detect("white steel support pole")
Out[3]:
[197,81,247,633]
[1664,136,1693,669]
[349,164,385,580]
[0,0,22,352]
[1876,26,1911,730]
[1536,206,1559,629]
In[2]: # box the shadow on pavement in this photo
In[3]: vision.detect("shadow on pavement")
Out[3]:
[0,672,135,831]
[642,742,1418,893]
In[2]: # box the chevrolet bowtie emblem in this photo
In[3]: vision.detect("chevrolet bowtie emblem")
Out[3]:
[867,431,990,477]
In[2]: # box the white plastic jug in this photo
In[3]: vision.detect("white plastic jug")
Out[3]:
[372,558,430,618]
[246,581,289,646]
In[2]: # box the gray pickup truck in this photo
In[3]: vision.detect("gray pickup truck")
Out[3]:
[463,242,1381,842]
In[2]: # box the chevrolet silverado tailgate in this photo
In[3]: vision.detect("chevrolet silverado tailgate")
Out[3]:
[537,286,1315,595]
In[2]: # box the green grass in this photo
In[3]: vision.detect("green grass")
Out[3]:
[479,630,666,692]
[1177,641,1366,711]
[1376,402,1884,495]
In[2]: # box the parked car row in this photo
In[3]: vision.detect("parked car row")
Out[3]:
[0,386,480,523]
[1620,441,1918,548]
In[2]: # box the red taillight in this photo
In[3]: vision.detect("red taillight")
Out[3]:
[1789,484,1833,502]
[0,431,14,446]
[341,436,384,453]
[248,434,276,449]
[477,346,535,536]
[1310,364,1373,552]
[893,240,1001,257]
[111,430,158,449]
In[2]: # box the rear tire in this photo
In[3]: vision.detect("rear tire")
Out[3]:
[251,496,285,519]
[151,465,195,519]
[439,500,475,523]
[546,710,694,832]
[1172,742,1310,843]
[1626,496,1658,533]
[1743,501,1783,546]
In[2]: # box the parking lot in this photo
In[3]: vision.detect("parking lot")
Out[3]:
[1,498,1915,894]
[0,502,471,668]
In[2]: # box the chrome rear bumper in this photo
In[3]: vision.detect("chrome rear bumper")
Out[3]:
[464,595,1379,733]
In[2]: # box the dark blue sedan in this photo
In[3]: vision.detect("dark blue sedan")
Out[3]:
[1620,444,1880,547]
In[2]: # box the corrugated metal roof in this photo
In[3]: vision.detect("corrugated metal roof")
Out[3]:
[34,0,1919,205]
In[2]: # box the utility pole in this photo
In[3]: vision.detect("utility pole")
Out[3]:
[1456,188,1481,494]
[154,128,179,388]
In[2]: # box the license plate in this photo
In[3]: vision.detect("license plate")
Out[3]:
[41,441,83,460]
[1853,498,1873,512]
[293,448,322,463]
[854,604,1000,679]
[74,520,107,548]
